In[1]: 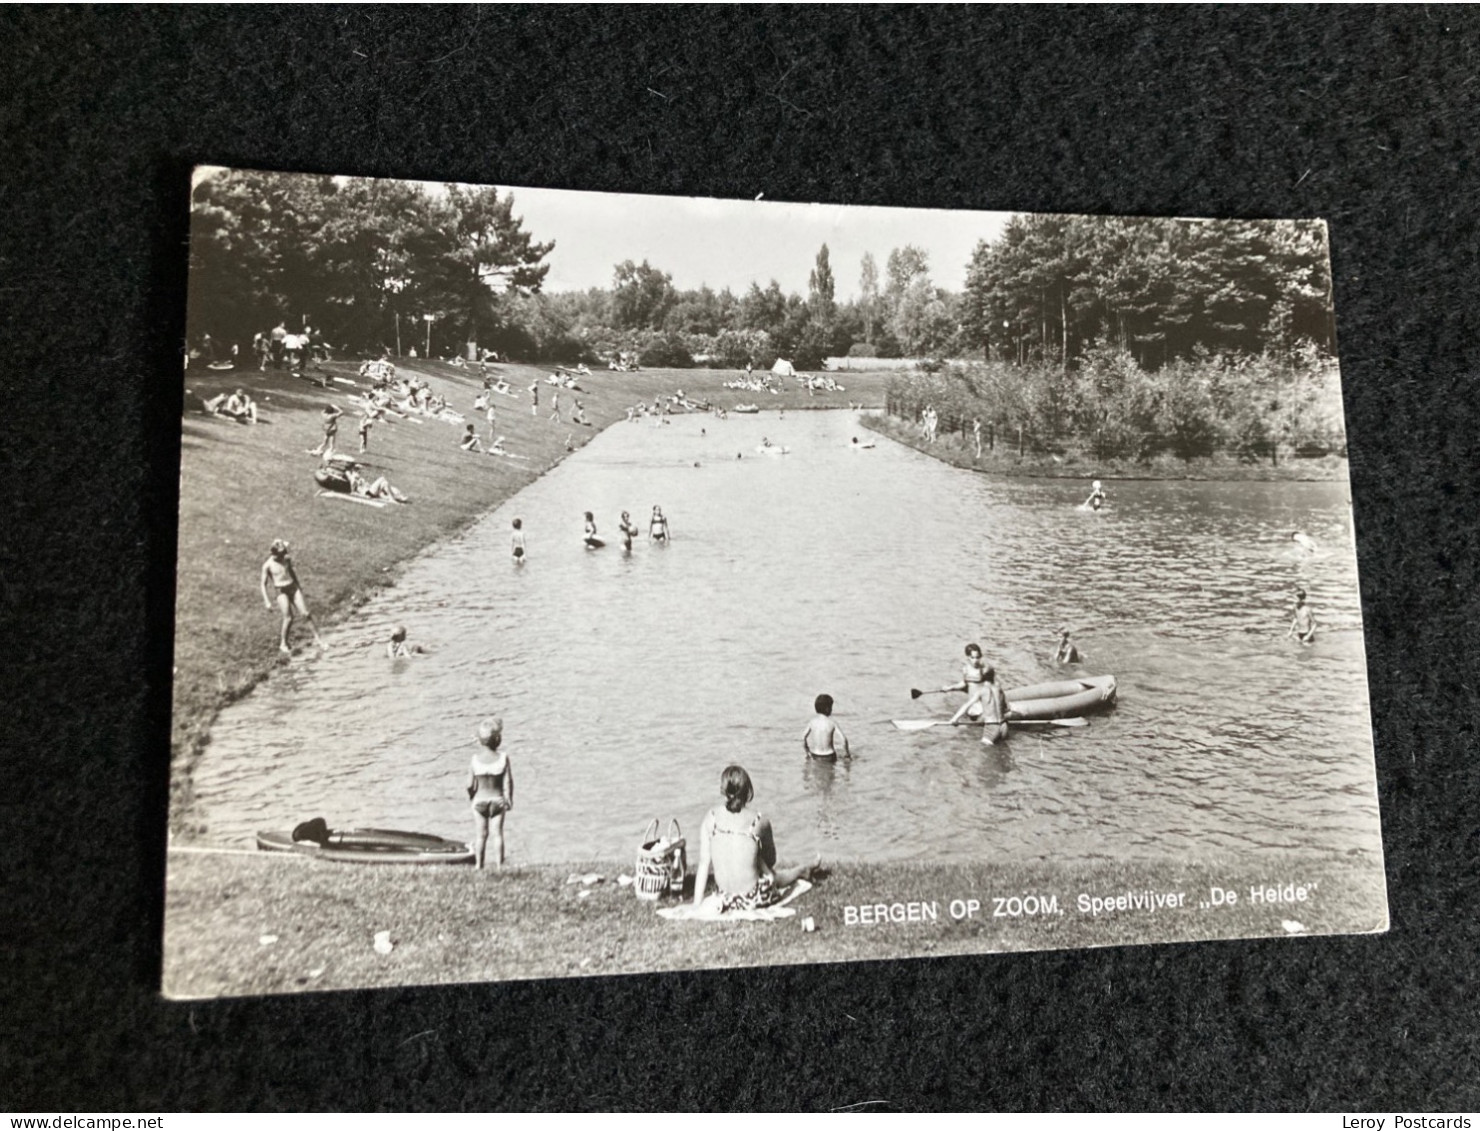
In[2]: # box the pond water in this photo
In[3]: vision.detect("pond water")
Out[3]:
[194,409,1381,867]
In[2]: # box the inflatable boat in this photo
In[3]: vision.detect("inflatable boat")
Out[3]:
[1006,674,1117,720]
[256,826,475,865]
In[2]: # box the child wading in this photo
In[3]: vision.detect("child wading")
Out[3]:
[802,693,850,760]
[1288,588,1317,645]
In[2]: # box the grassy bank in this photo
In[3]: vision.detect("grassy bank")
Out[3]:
[862,414,1352,482]
[171,359,891,835]
[162,847,1387,998]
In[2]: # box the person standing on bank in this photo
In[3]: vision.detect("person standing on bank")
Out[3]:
[466,717,513,869]
[259,539,325,655]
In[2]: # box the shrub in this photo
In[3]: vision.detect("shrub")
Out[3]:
[639,332,694,369]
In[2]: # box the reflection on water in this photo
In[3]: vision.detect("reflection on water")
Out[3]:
[194,410,1380,866]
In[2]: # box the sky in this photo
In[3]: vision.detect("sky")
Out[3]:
[463,182,1012,300]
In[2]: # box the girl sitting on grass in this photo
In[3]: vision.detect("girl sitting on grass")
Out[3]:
[690,765,818,912]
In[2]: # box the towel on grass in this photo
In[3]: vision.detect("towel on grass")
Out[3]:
[316,490,386,508]
[657,879,811,922]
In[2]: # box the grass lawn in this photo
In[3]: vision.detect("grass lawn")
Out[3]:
[171,358,892,834]
[162,847,1387,998]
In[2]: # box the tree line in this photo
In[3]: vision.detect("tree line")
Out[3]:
[186,170,975,367]
[961,213,1336,369]
[886,343,1346,464]
[188,171,1336,385]
[188,170,554,360]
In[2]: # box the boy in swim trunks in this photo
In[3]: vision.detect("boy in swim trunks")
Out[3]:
[802,694,850,760]
[1288,588,1317,645]
[466,716,513,869]
[259,539,325,654]
[949,664,1009,745]
[511,517,526,563]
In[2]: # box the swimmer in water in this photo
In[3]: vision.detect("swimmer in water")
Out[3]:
[1084,480,1107,511]
[1053,627,1082,665]
[583,511,600,548]
[1288,587,1317,645]
[387,624,428,658]
[511,517,526,563]
[1292,531,1318,553]
[802,693,850,761]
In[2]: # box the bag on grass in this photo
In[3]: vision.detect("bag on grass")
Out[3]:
[634,818,686,901]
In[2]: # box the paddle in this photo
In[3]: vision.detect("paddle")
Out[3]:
[892,717,1089,732]
[909,687,951,699]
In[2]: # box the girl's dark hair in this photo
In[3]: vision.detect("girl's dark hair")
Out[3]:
[720,765,754,813]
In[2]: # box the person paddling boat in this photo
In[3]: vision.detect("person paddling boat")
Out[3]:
[940,643,989,721]
[948,660,1010,745]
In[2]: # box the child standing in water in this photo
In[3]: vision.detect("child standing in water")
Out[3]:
[941,643,990,721]
[466,717,513,869]
[511,517,526,564]
[802,694,850,760]
[1288,588,1317,645]
[649,505,671,542]
[618,510,639,552]
[948,658,1009,745]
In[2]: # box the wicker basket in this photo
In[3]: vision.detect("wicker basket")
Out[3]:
[634,818,686,900]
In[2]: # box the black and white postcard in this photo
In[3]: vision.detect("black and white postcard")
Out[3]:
[163,167,1386,998]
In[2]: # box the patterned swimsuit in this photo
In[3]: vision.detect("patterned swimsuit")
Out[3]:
[713,813,780,912]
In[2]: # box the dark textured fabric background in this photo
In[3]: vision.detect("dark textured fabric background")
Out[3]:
[3,6,1476,1112]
